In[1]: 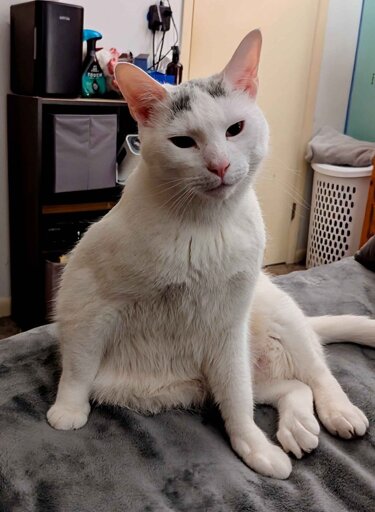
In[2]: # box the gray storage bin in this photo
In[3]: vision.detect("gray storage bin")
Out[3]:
[54,114,117,193]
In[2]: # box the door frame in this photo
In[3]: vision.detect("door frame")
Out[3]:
[180,0,194,81]
[180,0,329,264]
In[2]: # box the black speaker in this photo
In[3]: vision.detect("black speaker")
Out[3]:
[11,1,84,97]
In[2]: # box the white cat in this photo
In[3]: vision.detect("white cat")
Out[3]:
[47,30,374,480]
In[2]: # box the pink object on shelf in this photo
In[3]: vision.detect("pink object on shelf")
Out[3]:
[97,48,133,93]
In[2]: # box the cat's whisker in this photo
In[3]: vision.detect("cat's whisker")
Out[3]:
[158,184,193,211]
[156,177,199,190]
[168,187,195,217]
[175,188,196,218]
[155,176,198,187]
[173,185,197,214]
[144,177,201,200]
[265,155,304,176]
[257,175,311,212]
[272,178,311,208]
[258,162,312,209]
[128,185,194,220]
[147,182,191,198]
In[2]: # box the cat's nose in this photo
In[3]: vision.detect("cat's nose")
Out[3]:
[206,161,230,179]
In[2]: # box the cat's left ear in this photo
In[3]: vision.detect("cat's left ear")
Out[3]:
[115,63,167,125]
[222,29,262,97]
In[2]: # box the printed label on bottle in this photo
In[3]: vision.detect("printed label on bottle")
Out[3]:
[82,61,106,97]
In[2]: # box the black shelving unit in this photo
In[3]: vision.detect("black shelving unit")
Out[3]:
[7,94,136,329]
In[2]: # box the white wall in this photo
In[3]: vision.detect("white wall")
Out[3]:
[78,0,183,62]
[313,0,362,133]
[0,0,183,317]
[0,2,11,316]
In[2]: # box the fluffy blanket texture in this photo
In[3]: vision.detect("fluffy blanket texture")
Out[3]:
[0,258,374,511]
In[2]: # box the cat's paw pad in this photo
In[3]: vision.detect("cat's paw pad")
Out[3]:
[319,403,369,439]
[47,402,90,430]
[277,410,320,458]
[231,434,292,479]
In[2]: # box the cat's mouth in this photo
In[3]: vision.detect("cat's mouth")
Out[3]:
[205,182,234,195]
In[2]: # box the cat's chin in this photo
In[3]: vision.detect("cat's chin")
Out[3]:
[203,183,236,199]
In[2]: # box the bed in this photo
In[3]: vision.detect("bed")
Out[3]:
[0,257,374,512]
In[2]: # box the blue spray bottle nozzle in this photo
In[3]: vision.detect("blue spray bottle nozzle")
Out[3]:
[83,29,102,42]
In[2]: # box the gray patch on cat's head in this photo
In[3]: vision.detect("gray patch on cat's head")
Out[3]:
[169,90,192,115]
[167,75,228,118]
[190,76,228,98]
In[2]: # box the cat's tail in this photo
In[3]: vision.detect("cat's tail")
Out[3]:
[308,315,375,347]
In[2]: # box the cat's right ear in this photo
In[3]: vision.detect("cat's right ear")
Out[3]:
[222,29,262,97]
[115,63,167,125]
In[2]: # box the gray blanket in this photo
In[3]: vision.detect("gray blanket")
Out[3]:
[0,257,374,512]
[306,126,375,167]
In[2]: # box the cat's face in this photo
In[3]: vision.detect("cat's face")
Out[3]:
[116,30,268,204]
[139,77,268,201]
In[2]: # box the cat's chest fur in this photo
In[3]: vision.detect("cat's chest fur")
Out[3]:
[89,197,265,397]
[158,218,261,285]
[100,190,265,305]
[64,187,265,349]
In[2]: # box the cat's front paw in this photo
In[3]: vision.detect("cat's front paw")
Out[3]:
[47,402,90,430]
[318,401,369,439]
[277,410,320,459]
[231,430,292,479]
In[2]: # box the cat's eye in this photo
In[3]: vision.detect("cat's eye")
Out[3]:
[226,121,244,138]
[169,136,197,148]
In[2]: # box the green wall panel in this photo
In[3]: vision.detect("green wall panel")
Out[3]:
[346,0,375,142]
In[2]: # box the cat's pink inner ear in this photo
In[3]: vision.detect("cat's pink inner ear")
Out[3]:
[223,29,262,97]
[115,63,167,124]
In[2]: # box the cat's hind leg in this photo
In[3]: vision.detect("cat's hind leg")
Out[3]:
[309,370,369,439]
[268,303,369,439]
[256,274,369,440]
[254,379,320,458]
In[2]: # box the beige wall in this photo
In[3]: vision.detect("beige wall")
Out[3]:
[182,0,329,264]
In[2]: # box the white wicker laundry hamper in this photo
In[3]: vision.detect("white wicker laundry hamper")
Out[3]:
[306,163,372,268]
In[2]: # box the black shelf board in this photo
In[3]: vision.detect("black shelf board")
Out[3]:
[8,92,127,107]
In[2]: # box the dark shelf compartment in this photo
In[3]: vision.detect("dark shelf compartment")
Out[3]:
[7,93,135,329]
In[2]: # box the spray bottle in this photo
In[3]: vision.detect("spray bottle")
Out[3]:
[82,29,107,97]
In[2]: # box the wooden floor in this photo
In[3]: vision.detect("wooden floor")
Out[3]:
[0,317,21,340]
[265,262,306,276]
[0,263,306,340]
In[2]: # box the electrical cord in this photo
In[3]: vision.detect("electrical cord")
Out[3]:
[148,45,171,71]
[167,0,178,47]
[152,31,156,68]
[151,29,165,71]
[157,30,166,70]
[148,0,179,71]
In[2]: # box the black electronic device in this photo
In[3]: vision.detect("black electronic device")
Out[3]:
[10,0,83,97]
[147,3,171,32]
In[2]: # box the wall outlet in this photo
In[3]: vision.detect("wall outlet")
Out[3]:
[147,4,171,32]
